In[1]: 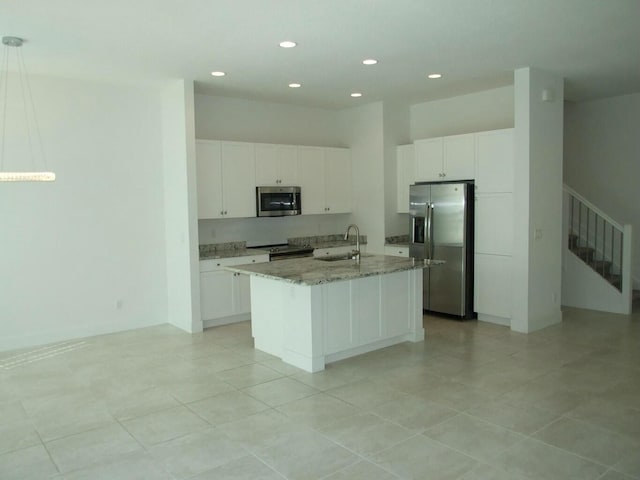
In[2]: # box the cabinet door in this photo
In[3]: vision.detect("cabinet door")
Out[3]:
[297,146,326,214]
[474,253,512,320]
[276,144,299,185]
[235,273,252,315]
[254,143,280,186]
[382,271,411,337]
[475,193,513,255]
[195,140,223,219]
[476,129,514,193]
[255,144,298,186]
[415,137,443,182]
[200,270,235,321]
[323,282,353,354]
[220,142,256,218]
[396,144,415,213]
[443,133,475,180]
[324,147,351,214]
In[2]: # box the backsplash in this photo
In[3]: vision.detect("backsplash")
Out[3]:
[289,234,367,246]
[385,234,409,245]
[198,214,351,247]
[199,241,246,256]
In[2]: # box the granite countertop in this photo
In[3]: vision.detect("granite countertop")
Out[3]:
[225,254,444,286]
[288,234,367,250]
[199,242,269,260]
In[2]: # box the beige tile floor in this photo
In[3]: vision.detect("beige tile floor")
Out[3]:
[1,306,639,480]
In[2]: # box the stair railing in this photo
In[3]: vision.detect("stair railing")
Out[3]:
[564,184,632,295]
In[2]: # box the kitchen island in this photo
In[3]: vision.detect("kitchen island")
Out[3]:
[226,255,442,372]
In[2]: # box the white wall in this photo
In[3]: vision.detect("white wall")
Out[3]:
[195,94,346,146]
[338,102,386,253]
[512,67,564,333]
[162,80,202,333]
[564,93,640,288]
[410,86,514,139]
[0,75,168,352]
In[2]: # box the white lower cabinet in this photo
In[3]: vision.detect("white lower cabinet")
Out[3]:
[199,255,269,327]
[321,271,417,358]
[474,253,512,325]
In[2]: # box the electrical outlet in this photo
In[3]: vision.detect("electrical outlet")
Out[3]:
[534,228,543,240]
[116,299,123,310]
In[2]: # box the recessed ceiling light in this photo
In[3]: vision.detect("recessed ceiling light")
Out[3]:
[350,92,363,98]
[427,73,442,79]
[279,41,297,48]
[362,59,378,65]
[289,83,302,88]
[210,71,226,77]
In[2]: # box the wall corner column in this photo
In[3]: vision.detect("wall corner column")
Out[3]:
[512,67,564,333]
[161,79,202,333]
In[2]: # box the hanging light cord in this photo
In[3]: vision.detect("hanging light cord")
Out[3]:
[0,37,55,182]
[0,40,8,172]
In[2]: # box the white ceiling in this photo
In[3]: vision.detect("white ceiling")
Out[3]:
[3,0,639,109]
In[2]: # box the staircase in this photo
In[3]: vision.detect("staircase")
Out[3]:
[563,185,634,315]
[567,232,622,291]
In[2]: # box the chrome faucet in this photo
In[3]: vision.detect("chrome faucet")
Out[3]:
[344,224,360,264]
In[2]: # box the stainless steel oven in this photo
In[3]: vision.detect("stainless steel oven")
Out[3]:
[256,186,301,217]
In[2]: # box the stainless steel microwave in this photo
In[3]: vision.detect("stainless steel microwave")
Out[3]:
[256,186,302,217]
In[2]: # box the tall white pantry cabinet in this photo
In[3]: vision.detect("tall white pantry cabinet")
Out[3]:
[397,128,514,326]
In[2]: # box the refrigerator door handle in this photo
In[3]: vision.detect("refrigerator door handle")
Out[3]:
[425,203,433,260]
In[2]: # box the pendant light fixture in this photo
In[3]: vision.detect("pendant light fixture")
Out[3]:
[0,36,55,182]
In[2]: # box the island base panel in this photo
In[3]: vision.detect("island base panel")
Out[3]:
[249,270,424,373]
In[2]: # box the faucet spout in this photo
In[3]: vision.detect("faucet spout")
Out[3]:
[344,224,360,264]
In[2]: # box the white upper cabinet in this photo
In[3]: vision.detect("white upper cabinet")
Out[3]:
[298,146,326,215]
[475,128,514,193]
[196,140,223,220]
[415,137,443,182]
[324,147,352,214]
[298,146,351,215]
[443,133,475,180]
[195,140,256,219]
[255,143,298,186]
[415,134,475,182]
[220,142,256,218]
[396,144,415,213]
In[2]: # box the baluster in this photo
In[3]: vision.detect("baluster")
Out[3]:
[619,228,623,291]
[593,212,604,274]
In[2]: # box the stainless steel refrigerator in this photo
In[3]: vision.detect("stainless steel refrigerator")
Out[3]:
[409,181,475,319]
